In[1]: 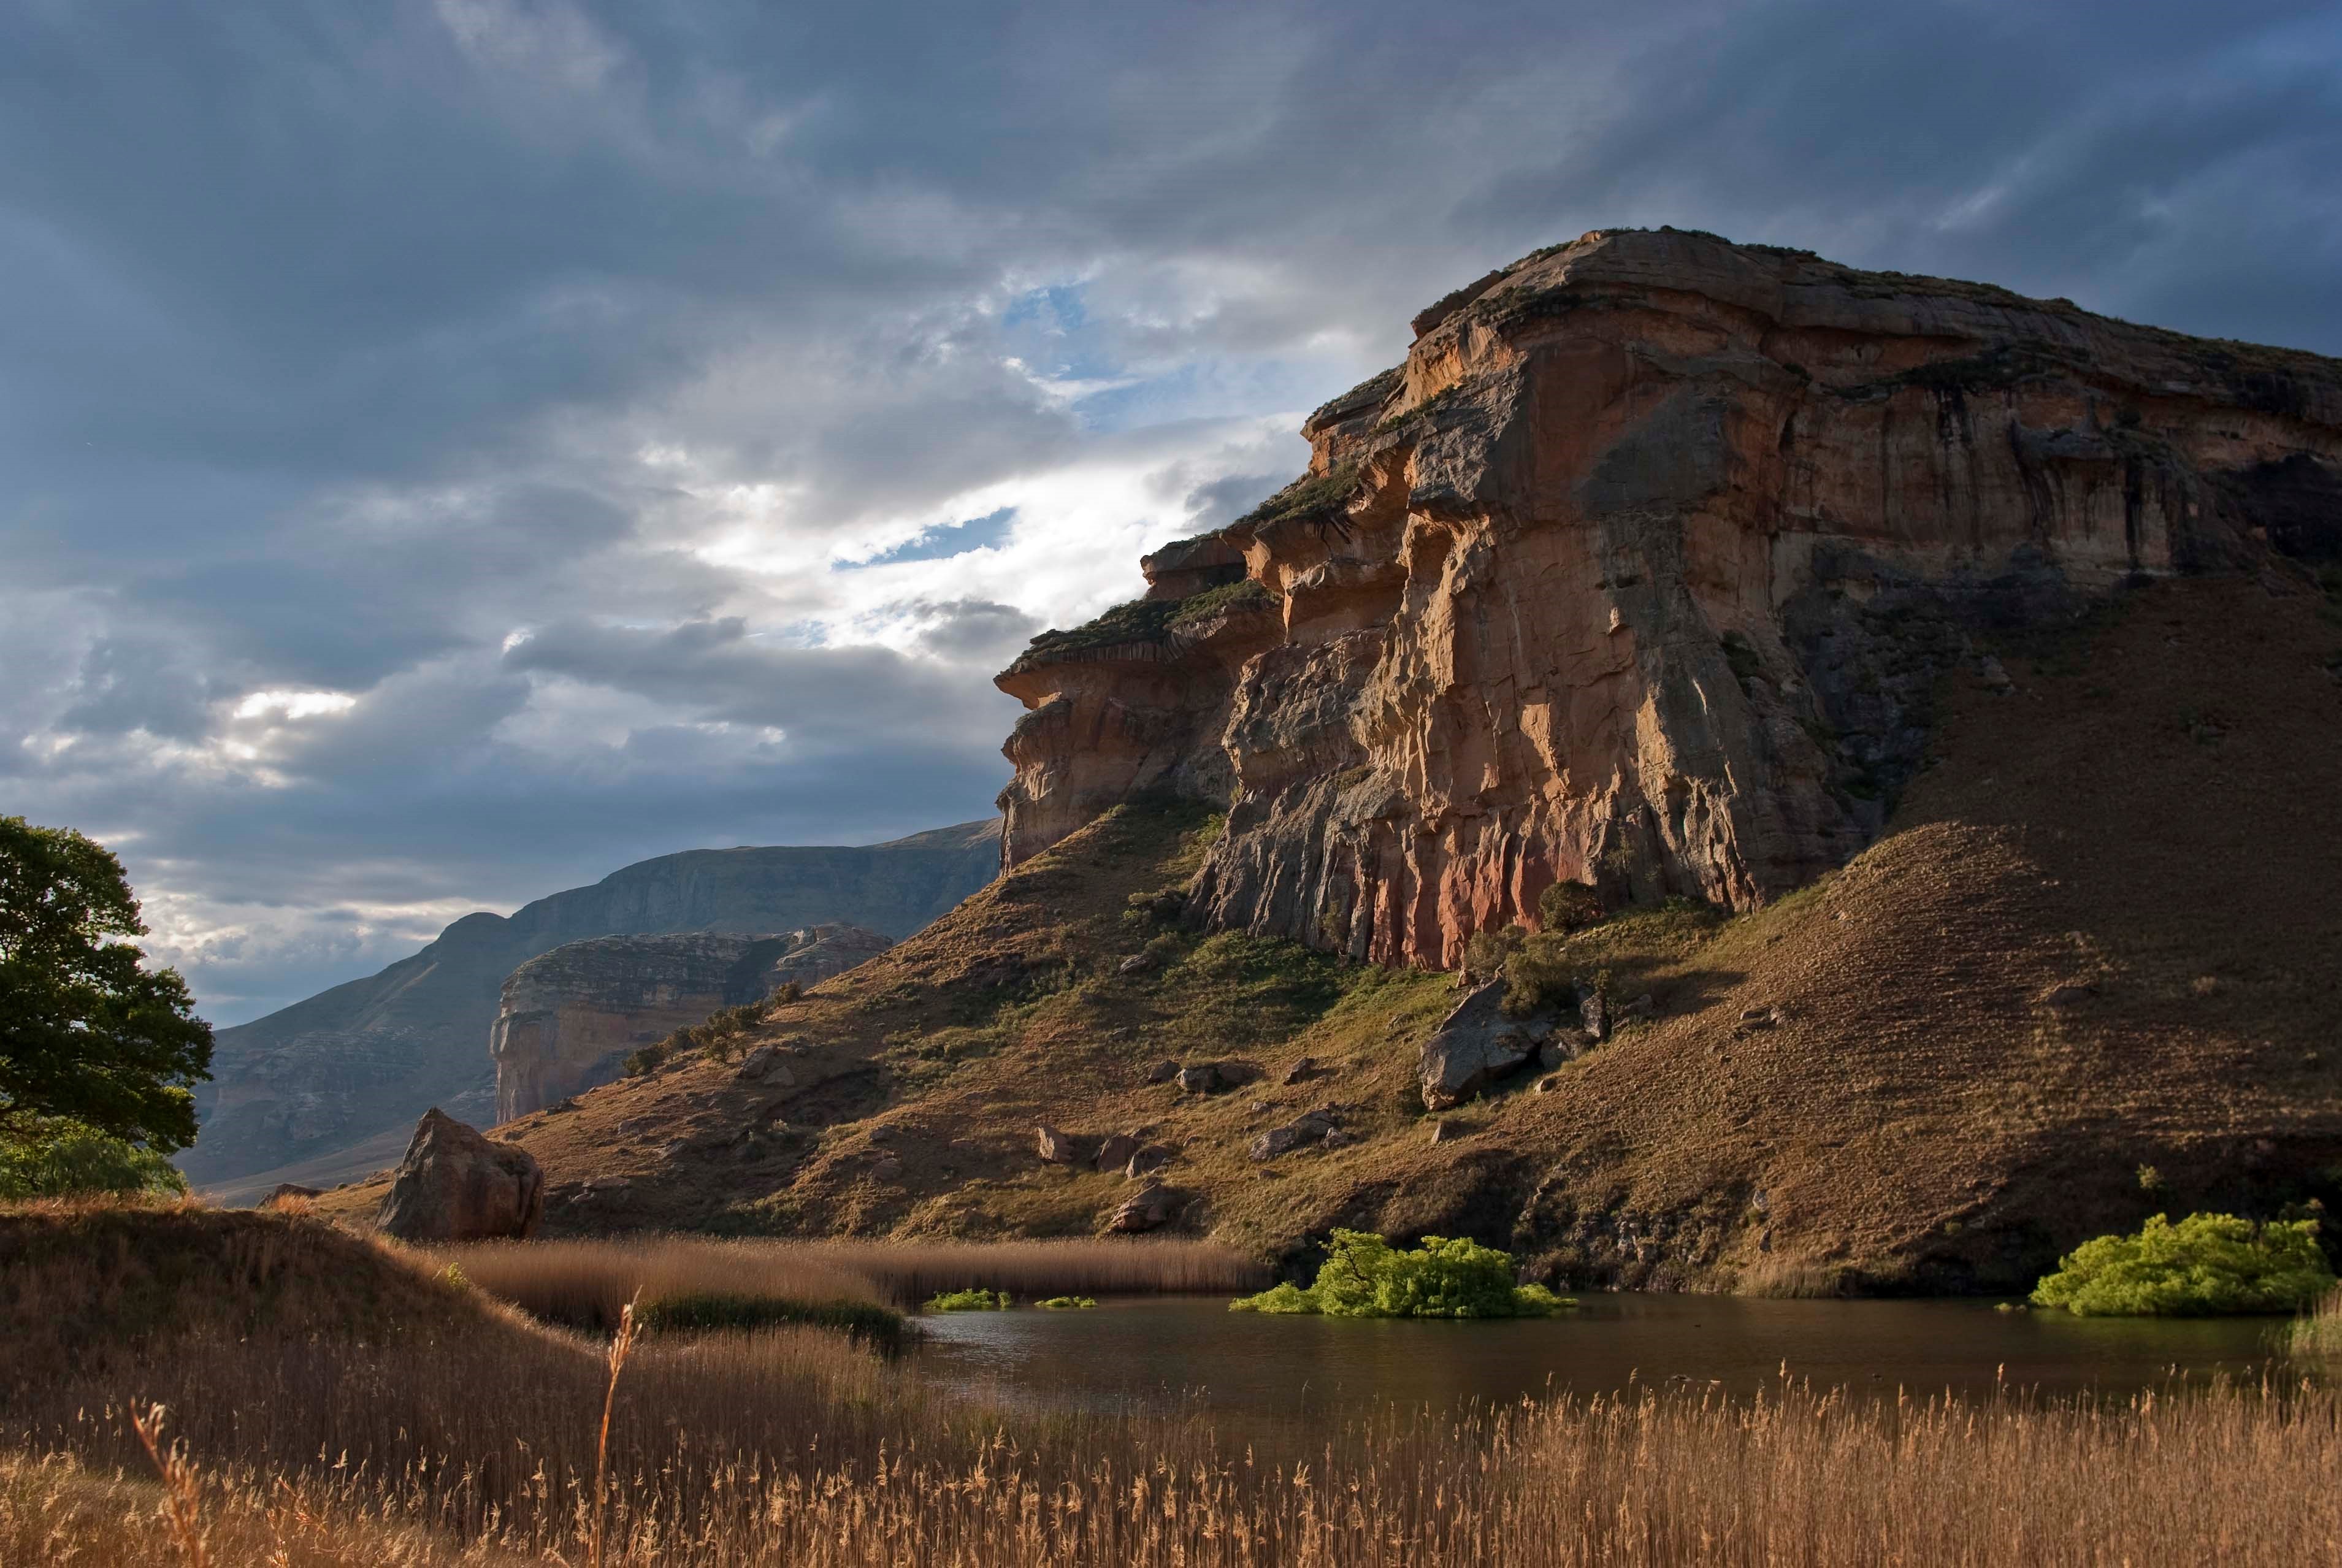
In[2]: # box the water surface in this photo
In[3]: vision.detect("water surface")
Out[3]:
[918,1294,2288,1419]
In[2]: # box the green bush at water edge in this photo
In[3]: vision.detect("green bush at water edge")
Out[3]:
[1036,1296,1096,1310]
[925,1288,1013,1312]
[1231,1230,1574,1318]
[2030,1212,2335,1317]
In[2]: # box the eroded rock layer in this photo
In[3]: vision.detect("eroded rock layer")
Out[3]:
[491,924,893,1120]
[996,229,2342,966]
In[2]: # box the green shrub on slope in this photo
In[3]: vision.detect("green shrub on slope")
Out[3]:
[1231,1230,1573,1318]
[0,1119,187,1201]
[2030,1212,2334,1317]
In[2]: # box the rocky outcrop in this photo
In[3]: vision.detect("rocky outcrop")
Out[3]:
[490,925,893,1120]
[376,1109,543,1243]
[188,821,998,1197]
[1420,983,1542,1109]
[1108,1183,1181,1233]
[995,229,2342,968]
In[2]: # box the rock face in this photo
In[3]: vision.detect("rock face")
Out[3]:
[1108,1184,1180,1233]
[376,1109,543,1243]
[995,229,2342,968]
[489,925,893,1120]
[1418,982,1555,1109]
[186,820,998,1198]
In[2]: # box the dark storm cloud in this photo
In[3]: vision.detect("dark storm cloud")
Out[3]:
[3,0,2336,1022]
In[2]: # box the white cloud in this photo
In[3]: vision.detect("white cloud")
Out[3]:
[231,690,359,722]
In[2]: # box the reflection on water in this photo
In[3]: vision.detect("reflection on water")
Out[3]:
[916,1294,2290,1420]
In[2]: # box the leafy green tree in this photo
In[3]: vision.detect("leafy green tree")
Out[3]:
[2030,1212,2335,1317]
[1,817,212,1153]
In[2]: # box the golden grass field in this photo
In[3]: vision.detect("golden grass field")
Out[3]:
[5,1201,2340,1566]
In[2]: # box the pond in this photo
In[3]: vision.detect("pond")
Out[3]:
[917,1294,2294,1419]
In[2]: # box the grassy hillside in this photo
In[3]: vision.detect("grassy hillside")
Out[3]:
[318,576,2342,1293]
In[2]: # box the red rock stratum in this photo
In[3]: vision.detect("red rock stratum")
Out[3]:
[995,229,2342,968]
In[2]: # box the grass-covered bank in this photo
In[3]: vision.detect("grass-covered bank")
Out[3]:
[8,1202,2342,1565]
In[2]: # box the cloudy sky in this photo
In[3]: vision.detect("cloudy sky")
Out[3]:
[6,0,2338,1027]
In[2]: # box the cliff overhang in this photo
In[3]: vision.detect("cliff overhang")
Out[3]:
[993,228,2342,968]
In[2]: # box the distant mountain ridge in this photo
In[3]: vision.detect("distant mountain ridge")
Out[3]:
[182,820,1001,1198]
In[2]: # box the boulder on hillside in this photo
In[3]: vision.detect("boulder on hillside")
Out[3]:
[1537,1029,1594,1072]
[1418,982,1542,1110]
[1036,1123,1086,1165]
[737,1044,800,1087]
[1109,1183,1180,1234]
[375,1109,544,1243]
[1125,1143,1175,1180]
[1176,1062,1224,1094]
[1096,1133,1139,1172]
[1577,983,1610,1042]
[1249,1110,1337,1161]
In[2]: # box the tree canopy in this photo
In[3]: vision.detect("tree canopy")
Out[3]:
[0,816,212,1153]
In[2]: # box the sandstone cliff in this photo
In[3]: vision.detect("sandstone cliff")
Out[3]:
[491,924,892,1119]
[186,820,999,1199]
[313,236,2342,1294]
[318,571,2342,1293]
[996,229,2342,968]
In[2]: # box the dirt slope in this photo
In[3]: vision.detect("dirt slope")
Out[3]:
[320,578,2342,1291]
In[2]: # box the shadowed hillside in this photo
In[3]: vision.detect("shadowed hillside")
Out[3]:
[318,578,2342,1291]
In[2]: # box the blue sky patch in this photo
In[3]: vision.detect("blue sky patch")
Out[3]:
[840,507,1018,569]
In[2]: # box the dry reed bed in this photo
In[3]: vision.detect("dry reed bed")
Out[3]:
[2296,1282,2342,1357]
[432,1235,1269,1325]
[6,1292,2339,1567]
[9,1208,2340,1564]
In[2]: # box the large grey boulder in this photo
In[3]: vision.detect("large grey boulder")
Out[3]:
[1418,982,1542,1110]
[375,1108,544,1243]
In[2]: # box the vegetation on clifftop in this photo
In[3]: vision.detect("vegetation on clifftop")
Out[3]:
[1012,578,1279,668]
[1230,459,1365,532]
